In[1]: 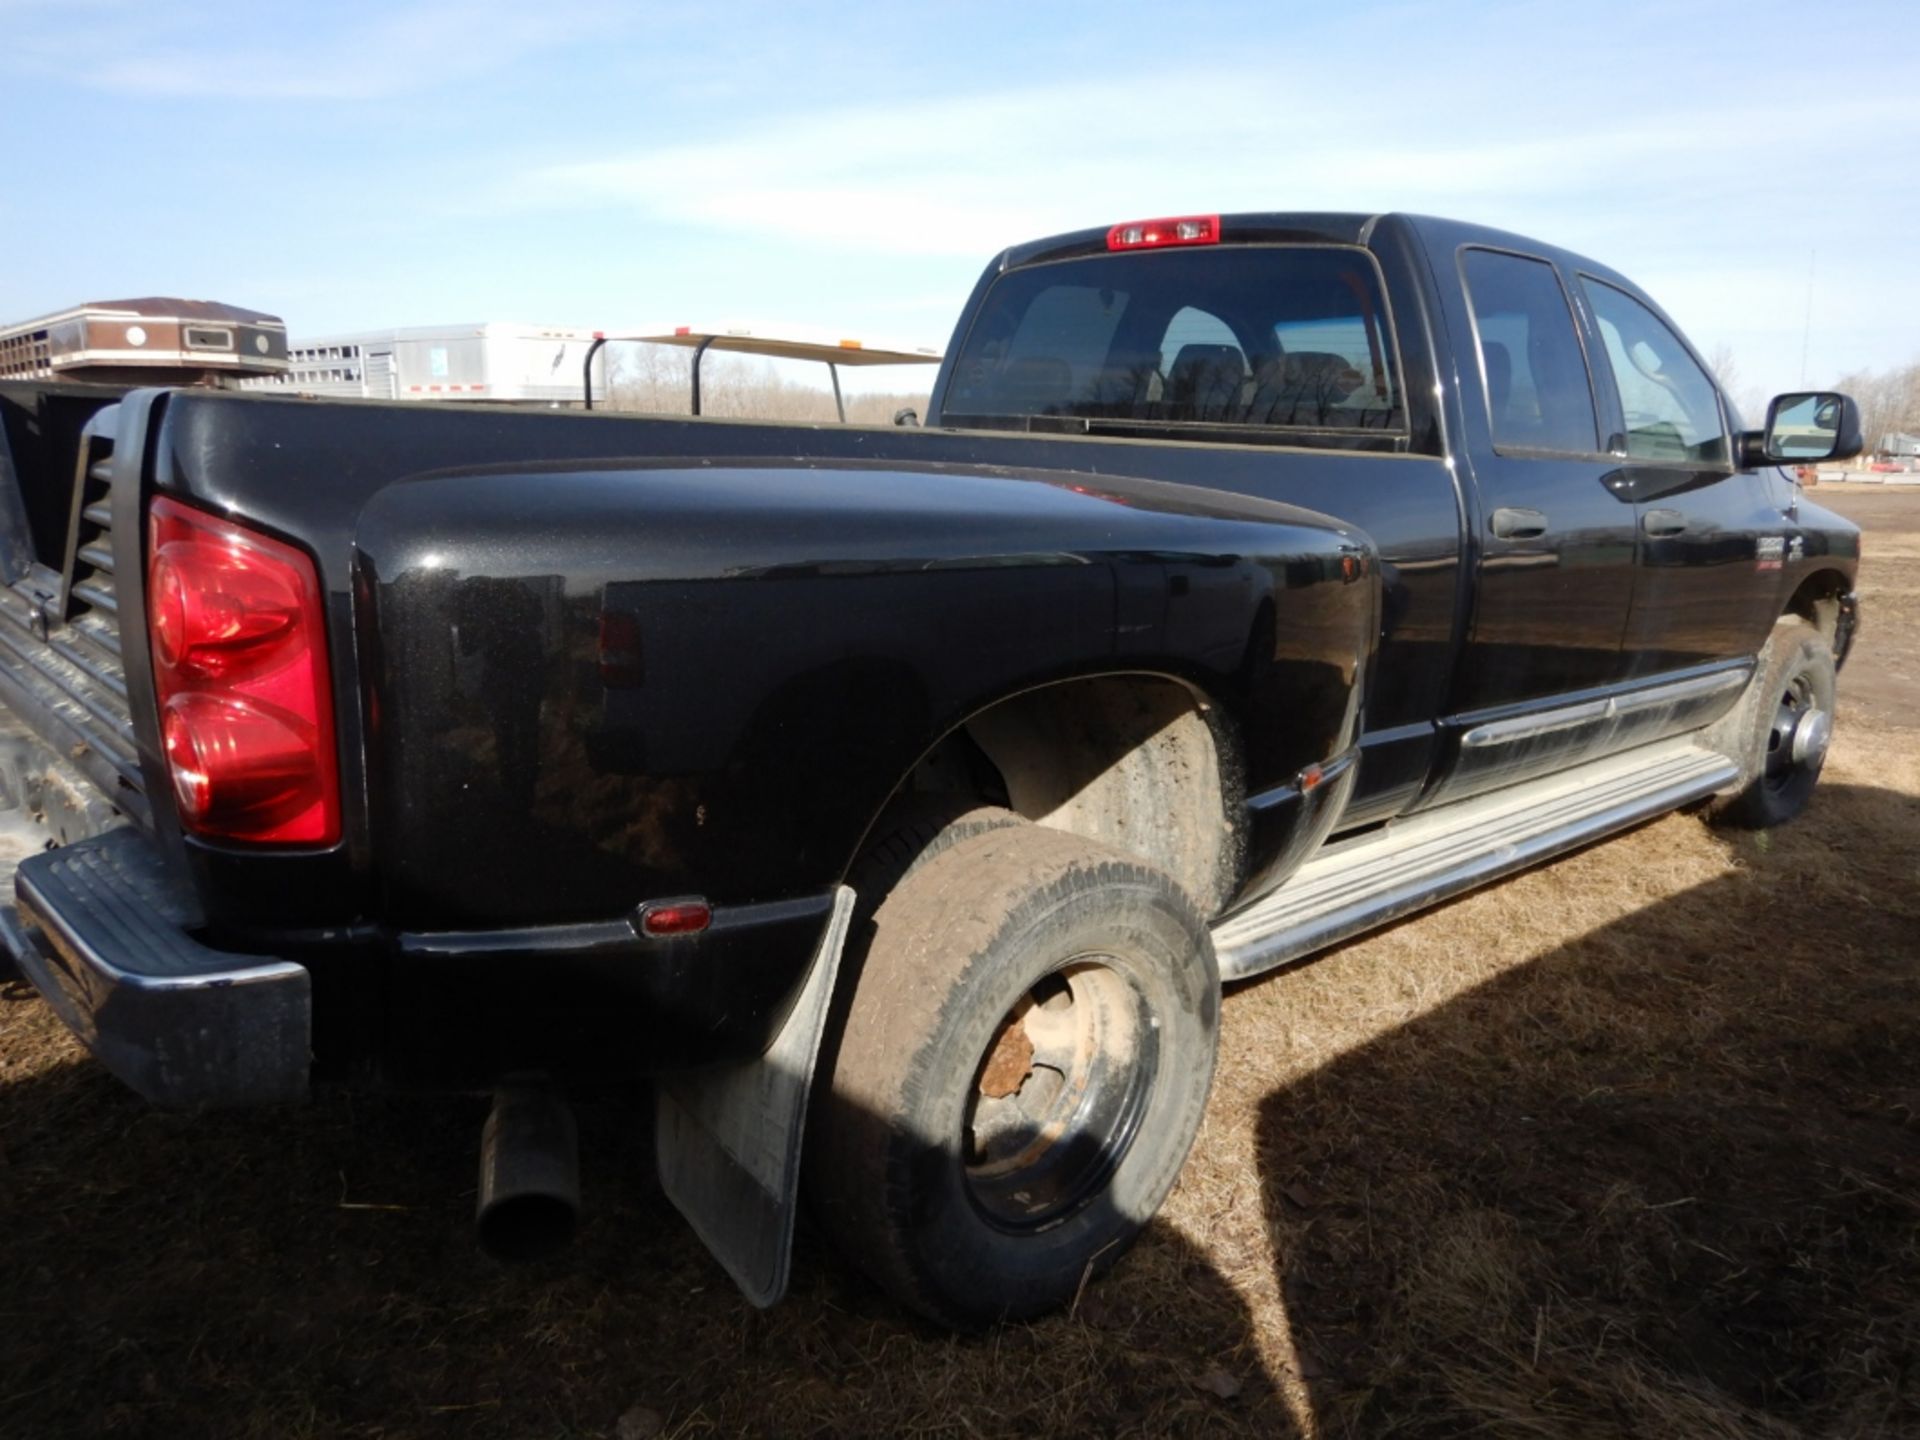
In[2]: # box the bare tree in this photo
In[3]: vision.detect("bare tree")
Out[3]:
[1705,342,1740,398]
[1832,362,1920,455]
[1703,343,1771,429]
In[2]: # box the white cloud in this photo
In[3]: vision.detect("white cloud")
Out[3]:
[10,1,622,100]
[517,78,1919,265]
[500,68,1920,391]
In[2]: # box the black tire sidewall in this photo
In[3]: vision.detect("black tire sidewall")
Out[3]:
[886,871,1217,1326]
[1719,621,1836,829]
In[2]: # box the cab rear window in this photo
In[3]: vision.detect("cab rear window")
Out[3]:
[941,247,1405,444]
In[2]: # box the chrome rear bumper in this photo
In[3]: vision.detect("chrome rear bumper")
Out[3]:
[3,828,309,1106]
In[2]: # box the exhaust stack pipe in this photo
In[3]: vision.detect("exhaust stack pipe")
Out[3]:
[476,1078,580,1261]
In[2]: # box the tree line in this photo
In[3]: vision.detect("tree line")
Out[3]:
[1830,360,1920,454]
[1709,344,1918,455]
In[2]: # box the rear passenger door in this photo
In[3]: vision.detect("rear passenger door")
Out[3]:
[1575,276,1788,694]
[1423,246,1641,805]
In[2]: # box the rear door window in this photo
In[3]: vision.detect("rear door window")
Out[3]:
[1579,278,1729,466]
[1460,249,1601,456]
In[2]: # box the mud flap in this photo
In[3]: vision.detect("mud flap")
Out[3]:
[655,885,853,1307]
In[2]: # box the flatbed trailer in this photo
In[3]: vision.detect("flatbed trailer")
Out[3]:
[581,325,941,418]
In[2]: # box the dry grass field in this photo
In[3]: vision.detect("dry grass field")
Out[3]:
[1,488,1916,1439]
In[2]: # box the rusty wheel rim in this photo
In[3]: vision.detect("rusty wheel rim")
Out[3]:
[962,958,1158,1231]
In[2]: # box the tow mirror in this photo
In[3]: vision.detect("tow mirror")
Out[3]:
[1742,390,1863,467]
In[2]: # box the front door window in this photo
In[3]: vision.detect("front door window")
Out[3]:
[1581,279,1728,466]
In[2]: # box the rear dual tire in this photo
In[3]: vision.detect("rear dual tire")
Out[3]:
[808,822,1219,1329]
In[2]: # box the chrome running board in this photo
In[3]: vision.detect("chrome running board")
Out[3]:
[1211,738,1740,981]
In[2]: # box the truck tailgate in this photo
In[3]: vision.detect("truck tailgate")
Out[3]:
[0,392,147,828]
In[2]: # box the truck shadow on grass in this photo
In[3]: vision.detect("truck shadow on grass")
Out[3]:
[1,780,1915,1438]
[1254,780,1920,1437]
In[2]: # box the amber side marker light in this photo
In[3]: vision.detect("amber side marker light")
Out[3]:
[1106,214,1221,250]
[147,496,340,846]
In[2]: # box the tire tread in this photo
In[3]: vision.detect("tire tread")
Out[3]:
[809,825,1216,1327]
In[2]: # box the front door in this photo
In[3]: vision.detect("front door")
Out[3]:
[1576,276,1786,699]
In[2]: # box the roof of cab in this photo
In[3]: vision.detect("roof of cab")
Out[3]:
[998,211,1627,289]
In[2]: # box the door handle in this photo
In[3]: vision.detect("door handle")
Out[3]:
[1489,506,1548,540]
[1642,508,1688,537]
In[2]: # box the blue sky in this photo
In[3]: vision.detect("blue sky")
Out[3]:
[3,0,1916,401]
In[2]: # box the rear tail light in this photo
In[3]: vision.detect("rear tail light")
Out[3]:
[147,497,340,845]
[1106,214,1220,250]
[597,610,644,688]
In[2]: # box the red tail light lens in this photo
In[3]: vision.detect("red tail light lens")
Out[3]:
[597,610,644,688]
[1106,214,1220,250]
[147,497,340,845]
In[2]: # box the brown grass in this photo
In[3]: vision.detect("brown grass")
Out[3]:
[1203,725,1920,1436]
[2,492,1917,1438]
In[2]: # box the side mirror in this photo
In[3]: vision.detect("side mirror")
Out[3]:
[893,407,921,428]
[1740,390,1863,468]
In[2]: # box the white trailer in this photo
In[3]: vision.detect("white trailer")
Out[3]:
[243,321,608,405]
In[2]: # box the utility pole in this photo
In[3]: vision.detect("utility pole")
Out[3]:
[1798,249,1815,387]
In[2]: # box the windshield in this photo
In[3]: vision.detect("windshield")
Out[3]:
[941,246,1404,443]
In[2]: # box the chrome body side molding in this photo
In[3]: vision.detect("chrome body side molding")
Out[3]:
[1460,666,1750,750]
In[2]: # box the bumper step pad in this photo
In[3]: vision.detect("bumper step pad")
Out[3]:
[5,829,310,1106]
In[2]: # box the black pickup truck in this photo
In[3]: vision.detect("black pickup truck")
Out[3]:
[0,212,1864,1329]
